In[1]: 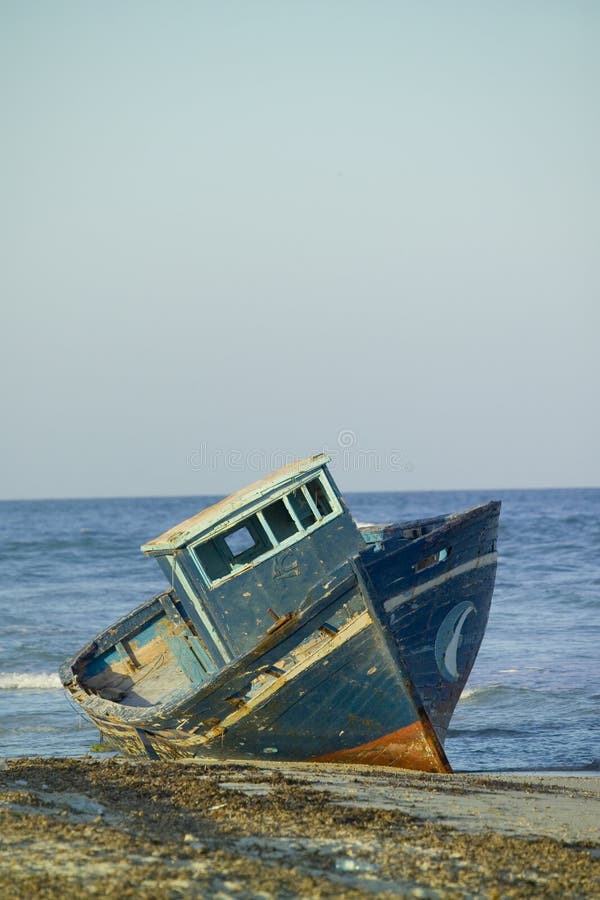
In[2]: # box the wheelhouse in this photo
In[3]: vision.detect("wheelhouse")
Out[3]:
[141,455,364,660]
[192,470,341,587]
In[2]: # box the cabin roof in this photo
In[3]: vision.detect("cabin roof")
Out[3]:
[141,454,331,554]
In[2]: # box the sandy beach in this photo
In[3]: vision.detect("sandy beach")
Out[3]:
[1,757,598,898]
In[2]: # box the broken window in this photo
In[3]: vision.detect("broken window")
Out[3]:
[223,525,256,557]
[195,540,230,581]
[288,487,317,528]
[221,516,271,565]
[262,499,298,543]
[194,516,272,582]
[193,472,341,586]
[306,478,333,517]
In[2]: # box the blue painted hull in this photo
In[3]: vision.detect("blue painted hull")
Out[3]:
[357,501,500,745]
[60,500,499,771]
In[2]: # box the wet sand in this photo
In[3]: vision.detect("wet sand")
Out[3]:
[1,757,598,898]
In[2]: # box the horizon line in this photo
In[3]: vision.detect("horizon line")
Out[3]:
[1,484,599,503]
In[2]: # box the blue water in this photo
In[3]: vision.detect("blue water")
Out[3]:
[1,489,599,772]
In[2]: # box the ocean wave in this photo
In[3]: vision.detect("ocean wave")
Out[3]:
[459,685,503,702]
[0,672,62,690]
[460,688,478,700]
[458,683,564,704]
[447,726,526,738]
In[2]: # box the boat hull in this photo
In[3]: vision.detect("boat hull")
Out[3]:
[359,501,500,744]
[60,502,500,772]
[62,574,450,771]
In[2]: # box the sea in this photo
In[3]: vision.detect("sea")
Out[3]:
[1,488,598,773]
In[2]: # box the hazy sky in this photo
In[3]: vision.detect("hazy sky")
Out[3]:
[2,1,598,498]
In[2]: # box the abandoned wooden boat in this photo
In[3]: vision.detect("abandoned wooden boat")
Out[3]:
[60,455,500,772]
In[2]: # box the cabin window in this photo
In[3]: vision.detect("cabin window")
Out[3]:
[289,487,317,527]
[222,516,271,565]
[195,541,230,581]
[194,515,272,581]
[223,525,256,557]
[192,471,341,587]
[262,499,298,542]
[306,478,333,517]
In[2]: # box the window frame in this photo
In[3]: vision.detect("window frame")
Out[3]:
[221,516,272,567]
[190,471,342,588]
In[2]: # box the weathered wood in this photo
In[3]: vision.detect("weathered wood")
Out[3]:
[60,456,500,771]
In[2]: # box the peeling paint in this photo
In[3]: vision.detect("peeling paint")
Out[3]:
[60,457,500,772]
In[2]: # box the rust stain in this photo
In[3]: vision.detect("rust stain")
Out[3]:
[312,721,452,773]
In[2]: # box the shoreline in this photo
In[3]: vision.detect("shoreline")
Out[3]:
[1,757,599,898]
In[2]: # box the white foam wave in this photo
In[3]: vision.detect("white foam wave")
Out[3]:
[0,672,62,691]
[460,688,477,700]
[459,685,499,702]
